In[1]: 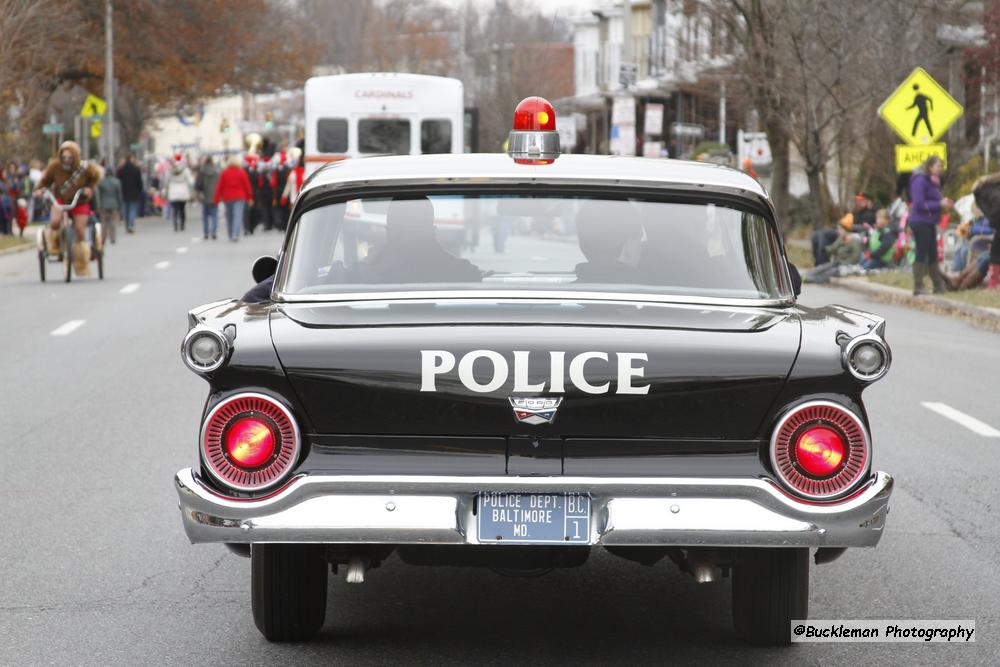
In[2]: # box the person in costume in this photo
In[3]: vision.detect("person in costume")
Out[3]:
[35,141,103,275]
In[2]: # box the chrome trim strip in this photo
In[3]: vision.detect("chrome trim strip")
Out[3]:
[842,333,892,383]
[186,298,237,327]
[198,392,303,493]
[175,468,892,548]
[768,400,873,501]
[273,289,794,308]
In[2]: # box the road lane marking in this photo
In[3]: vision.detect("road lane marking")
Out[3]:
[155,261,170,269]
[191,237,202,243]
[51,320,85,336]
[119,283,141,294]
[921,402,1000,438]
[176,246,188,254]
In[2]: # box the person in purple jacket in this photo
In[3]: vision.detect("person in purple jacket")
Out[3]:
[908,155,953,295]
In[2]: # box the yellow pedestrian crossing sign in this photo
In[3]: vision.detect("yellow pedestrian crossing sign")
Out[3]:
[81,94,107,138]
[878,68,962,145]
[80,94,106,119]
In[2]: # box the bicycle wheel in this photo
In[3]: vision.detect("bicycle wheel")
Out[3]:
[92,223,104,280]
[63,226,73,283]
[37,229,47,282]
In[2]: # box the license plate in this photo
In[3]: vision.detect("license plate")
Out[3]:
[477,493,591,544]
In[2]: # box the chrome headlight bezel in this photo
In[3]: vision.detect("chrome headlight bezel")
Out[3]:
[181,325,231,374]
[842,333,891,382]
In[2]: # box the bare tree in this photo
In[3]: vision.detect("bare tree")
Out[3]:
[0,0,87,157]
[704,0,961,231]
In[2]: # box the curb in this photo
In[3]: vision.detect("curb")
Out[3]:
[827,277,1000,331]
[0,240,34,256]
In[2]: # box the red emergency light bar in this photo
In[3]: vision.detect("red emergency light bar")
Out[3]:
[508,96,561,164]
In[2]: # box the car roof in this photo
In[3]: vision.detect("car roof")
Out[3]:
[301,153,769,202]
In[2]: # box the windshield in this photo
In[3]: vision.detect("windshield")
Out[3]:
[358,119,410,154]
[278,194,790,300]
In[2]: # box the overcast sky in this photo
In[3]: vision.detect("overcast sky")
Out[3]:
[439,0,602,19]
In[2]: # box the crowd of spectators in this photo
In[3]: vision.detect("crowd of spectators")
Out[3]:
[803,155,998,294]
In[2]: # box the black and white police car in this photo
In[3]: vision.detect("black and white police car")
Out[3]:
[176,97,893,645]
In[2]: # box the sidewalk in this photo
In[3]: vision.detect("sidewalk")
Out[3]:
[0,226,39,255]
[824,276,1000,333]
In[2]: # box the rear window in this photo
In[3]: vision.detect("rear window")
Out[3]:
[421,119,452,154]
[316,118,347,153]
[358,119,410,155]
[278,194,791,301]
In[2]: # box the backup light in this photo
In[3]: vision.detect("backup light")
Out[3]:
[508,96,560,164]
[843,333,890,382]
[182,327,229,374]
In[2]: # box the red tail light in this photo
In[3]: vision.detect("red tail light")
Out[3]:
[201,393,300,492]
[770,401,869,500]
[225,417,277,468]
[794,426,845,477]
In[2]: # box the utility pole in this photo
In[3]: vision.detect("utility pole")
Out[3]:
[719,79,726,145]
[105,0,115,161]
[622,0,632,89]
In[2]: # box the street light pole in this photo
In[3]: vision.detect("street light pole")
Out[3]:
[105,0,115,161]
[719,79,726,145]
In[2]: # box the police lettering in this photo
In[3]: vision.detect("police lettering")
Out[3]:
[420,350,649,394]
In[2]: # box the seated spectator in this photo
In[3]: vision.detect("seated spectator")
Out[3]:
[861,209,898,270]
[950,211,993,273]
[972,173,1000,288]
[949,247,992,290]
[803,217,864,284]
[810,192,875,264]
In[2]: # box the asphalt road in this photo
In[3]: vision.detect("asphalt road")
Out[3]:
[1,214,998,665]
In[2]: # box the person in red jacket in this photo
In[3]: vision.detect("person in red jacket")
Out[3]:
[214,156,254,242]
[15,198,29,237]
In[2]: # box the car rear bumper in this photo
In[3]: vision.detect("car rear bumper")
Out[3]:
[175,468,892,548]
[174,468,893,547]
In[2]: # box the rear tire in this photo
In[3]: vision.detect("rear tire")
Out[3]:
[251,544,328,642]
[62,227,72,283]
[732,548,809,646]
[38,250,46,282]
[91,223,104,279]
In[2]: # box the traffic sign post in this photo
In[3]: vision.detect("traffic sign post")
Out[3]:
[878,67,963,146]
[81,95,107,141]
[619,62,638,88]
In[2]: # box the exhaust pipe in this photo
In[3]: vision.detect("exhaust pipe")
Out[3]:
[346,556,368,584]
[690,562,718,583]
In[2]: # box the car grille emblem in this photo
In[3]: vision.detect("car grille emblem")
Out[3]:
[509,397,562,425]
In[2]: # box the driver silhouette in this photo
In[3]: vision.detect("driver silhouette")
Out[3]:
[351,197,481,284]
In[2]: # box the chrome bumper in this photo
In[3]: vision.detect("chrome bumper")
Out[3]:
[175,468,892,548]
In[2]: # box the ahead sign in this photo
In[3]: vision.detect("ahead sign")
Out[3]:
[895,143,947,172]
